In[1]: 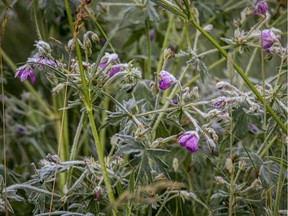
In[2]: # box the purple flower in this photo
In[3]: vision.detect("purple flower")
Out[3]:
[171,99,178,105]
[28,56,57,70]
[16,126,26,135]
[158,70,176,90]
[177,131,199,153]
[15,65,36,84]
[260,29,280,52]
[99,53,121,77]
[253,1,268,15]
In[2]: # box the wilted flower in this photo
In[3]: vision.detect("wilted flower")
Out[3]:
[253,1,268,16]
[211,97,226,108]
[260,29,280,52]
[177,131,199,153]
[15,65,36,84]
[99,52,121,77]
[158,70,176,90]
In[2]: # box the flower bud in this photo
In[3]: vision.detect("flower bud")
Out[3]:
[203,24,213,32]
[171,99,178,105]
[248,123,261,135]
[216,81,228,90]
[214,176,225,185]
[225,158,233,174]
[91,33,100,44]
[238,160,246,170]
[164,48,175,60]
[180,191,197,200]
[251,178,261,190]
[94,186,102,201]
[172,158,179,172]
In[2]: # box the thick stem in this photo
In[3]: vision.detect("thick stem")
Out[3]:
[87,111,115,203]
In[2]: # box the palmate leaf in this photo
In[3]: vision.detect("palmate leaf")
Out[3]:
[116,134,170,182]
[232,103,261,139]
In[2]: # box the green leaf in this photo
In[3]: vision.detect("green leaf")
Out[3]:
[232,105,248,139]
[198,60,209,83]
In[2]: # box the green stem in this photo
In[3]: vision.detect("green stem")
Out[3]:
[64,0,115,208]
[67,112,85,187]
[273,143,285,216]
[87,111,115,203]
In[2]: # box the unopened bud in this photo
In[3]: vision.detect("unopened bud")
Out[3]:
[251,178,261,190]
[94,186,102,201]
[164,48,175,60]
[214,176,225,185]
[238,160,246,170]
[225,158,233,174]
[173,158,179,172]
[203,24,213,32]
[180,190,197,200]
[52,83,65,95]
